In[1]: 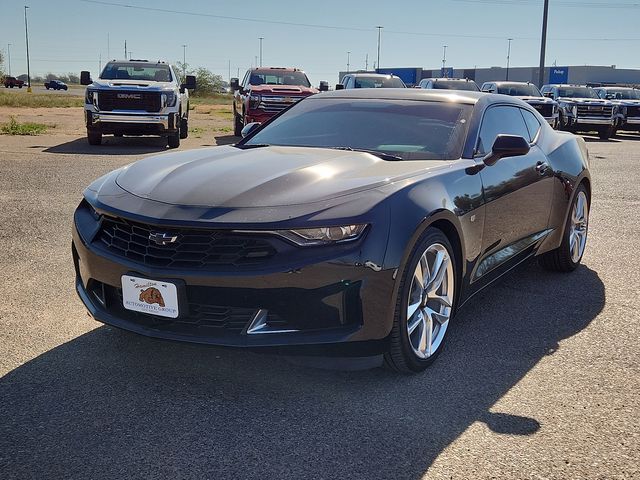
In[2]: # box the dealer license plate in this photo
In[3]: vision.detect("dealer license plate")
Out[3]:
[121,275,179,318]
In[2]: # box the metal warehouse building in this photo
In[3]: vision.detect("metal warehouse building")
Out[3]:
[338,65,640,87]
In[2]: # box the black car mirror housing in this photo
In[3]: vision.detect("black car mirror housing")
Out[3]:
[180,75,197,93]
[230,78,240,91]
[484,135,531,167]
[80,71,92,86]
[335,84,344,90]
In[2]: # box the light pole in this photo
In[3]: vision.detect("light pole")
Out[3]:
[181,44,187,79]
[538,0,550,88]
[7,44,11,76]
[442,45,448,77]
[506,38,513,81]
[24,6,31,92]
[375,26,383,71]
[258,37,263,67]
[346,51,351,73]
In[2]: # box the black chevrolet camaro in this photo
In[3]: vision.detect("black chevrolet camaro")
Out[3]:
[73,89,591,372]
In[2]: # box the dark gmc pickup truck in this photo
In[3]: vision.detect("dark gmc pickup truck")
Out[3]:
[230,67,325,136]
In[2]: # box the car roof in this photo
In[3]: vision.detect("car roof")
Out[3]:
[423,78,476,82]
[488,81,534,86]
[314,88,492,104]
[346,73,398,78]
[252,67,304,73]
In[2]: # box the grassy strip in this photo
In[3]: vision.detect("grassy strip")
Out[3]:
[189,94,233,106]
[0,92,84,108]
[1,117,49,135]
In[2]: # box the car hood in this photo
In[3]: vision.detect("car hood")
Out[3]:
[248,84,318,96]
[520,96,555,104]
[90,79,174,90]
[114,145,451,208]
[608,99,640,106]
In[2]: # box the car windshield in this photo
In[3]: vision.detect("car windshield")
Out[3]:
[604,89,640,100]
[353,76,406,88]
[432,81,479,92]
[497,84,541,96]
[249,70,311,87]
[100,62,173,82]
[242,98,472,160]
[557,87,599,99]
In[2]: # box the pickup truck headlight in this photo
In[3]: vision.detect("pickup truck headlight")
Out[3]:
[564,104,577,117]
[249,94,261,109]
[275,225,368,246]
[162,91,177,107]
[85,89,96,104]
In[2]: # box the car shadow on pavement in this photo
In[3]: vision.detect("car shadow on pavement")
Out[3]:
[44,136,171,155]
[213,133,240,146]
[0,263,604,480]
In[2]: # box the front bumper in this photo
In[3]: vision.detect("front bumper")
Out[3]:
[621,117,640,130]
[573,117,614,126]
[72,209,395,352]
[85,110,178,135]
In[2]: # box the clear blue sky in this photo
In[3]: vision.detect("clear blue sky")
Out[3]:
[1,0,639,84]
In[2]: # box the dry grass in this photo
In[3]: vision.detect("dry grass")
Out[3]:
[0,92,83,108]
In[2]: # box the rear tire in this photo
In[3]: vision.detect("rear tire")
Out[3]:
[384,228,457,373]
[167,131,180,148]
[87,130,102,146]
[539,184,589,272]
[233,108,244,137]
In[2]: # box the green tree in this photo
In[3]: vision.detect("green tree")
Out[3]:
[189,67,224,97]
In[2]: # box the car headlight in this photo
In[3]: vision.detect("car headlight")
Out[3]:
[249,94,261,109]
[162,91,177,107]
[564,104,576,116]
[275,225,367,246]
[85,89,96,104]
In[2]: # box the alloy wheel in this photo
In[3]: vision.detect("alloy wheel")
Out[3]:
[570,191,589,263]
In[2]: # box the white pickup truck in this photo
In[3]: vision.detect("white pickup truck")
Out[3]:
[80,60,196,148]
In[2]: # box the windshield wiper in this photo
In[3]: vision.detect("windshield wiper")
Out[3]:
[235,143,270,149]
[331,146,403,161]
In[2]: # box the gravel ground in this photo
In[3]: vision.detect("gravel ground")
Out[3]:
[0,127,638,480]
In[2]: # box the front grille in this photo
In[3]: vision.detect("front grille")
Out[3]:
[576,104,613,118]
[259,95,304,113]
[626,105,640,117]
[531,103,553,118]
[98,90,162,112]
[94,216,277,269]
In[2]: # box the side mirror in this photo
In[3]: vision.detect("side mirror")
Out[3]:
[180,75,196,93]
[335,83,344,90]
[230,78,240,91]
[241,122,261,138]
[319,81,329,92]
[80,71,92,86]
[484,135,530,167]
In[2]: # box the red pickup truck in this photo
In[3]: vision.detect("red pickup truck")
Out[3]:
[230,67,323,136]
[3,76,25,88]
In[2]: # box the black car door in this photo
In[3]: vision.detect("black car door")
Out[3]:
[473,105,553,281]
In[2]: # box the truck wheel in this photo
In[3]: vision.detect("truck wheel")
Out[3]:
[598,126,613,140]
[168,131,180,148]
[18,85,22,89]
[233,109,243,137]
[180,117,188,139]
[87,130,102,146]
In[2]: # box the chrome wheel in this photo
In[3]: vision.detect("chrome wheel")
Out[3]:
[570,191,589,263]
[406,243,454,359]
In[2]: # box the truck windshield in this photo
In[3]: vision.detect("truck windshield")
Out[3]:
[100,63,173,82]
[249,70,311,87]
[353,76,406,88]
[432,81,480,92]
[557,87,599,99]
[604,89,640,100]
[497,84,541,96]
[242,98,472,161]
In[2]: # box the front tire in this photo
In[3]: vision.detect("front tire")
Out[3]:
[167,131,180,148]
[384,228,457,373]
[87,130,102,145]
[233,107,244,137]
[179,113,188,139]
[539,185,589,272]
[598,126,613,140]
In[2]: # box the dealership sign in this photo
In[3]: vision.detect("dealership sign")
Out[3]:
[549,67,569,84]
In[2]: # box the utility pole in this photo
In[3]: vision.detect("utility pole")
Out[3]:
[346,51,351,73]
[181,44,187,78]
[538,0,550,88]
[375,26,383,71]
[442,45,448,77]
[107,33,110,60]
[258,37,264,67]
[228,59,231,83]
[506,38,513,81]
[99,53,102,73]
[365,53,368,71]
[7,44,11,76]
[124,40,127,59]
[24,6,31,92]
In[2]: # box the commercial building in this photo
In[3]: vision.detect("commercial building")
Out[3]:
[338,65,640,88]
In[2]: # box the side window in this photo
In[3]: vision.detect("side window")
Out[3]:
[241,71,250,88]
[521,108,542,142]
[477,106,531,155]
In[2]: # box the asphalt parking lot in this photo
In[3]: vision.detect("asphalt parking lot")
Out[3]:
[0,130,638,479]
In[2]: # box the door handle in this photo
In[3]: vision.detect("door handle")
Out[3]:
[536,161,549,175]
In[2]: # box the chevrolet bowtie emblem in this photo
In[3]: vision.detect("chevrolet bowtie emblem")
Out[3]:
[149,232,178,246]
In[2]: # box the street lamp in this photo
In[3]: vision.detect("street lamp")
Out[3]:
[442,45,448,77]
[346,51,351,73]
[7,44,11,76]
[258,37,264,67]
[506,38,513,81]
[24,6,31,92]
[375,26,383,71]
[538,0,550,87]
[181,44,187,78]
